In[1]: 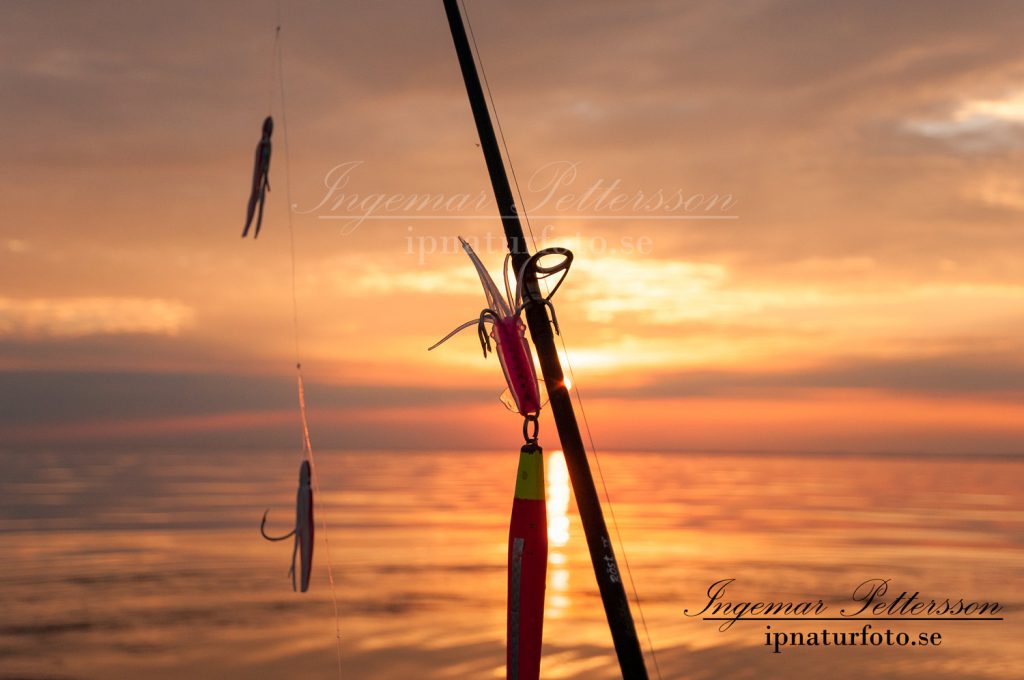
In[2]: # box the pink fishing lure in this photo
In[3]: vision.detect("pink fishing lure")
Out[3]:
[430,237,541,416]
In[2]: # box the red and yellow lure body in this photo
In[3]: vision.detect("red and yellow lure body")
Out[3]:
[430,237,578,680]
[508,444,547,680]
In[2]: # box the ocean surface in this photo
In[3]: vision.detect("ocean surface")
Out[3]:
[0,449,1021,679]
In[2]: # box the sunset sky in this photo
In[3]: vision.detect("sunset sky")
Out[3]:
[2,0,1022,454]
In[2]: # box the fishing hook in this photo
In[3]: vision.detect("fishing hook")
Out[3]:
[477,309,499,357]
[260,509,296,541]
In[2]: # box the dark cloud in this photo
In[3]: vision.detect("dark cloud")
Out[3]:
[599,351,1024,399]
[0,369,489,426]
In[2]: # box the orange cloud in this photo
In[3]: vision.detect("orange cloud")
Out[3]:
[0,297,194,339]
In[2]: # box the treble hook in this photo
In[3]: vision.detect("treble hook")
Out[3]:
[260,509,296,542]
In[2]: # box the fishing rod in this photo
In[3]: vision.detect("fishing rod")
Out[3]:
[441,2,650,677]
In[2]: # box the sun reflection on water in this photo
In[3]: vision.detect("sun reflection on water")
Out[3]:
[547,450,570,548]
[546,450,571,618]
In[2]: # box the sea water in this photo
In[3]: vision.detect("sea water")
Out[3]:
[0,450,1021,679]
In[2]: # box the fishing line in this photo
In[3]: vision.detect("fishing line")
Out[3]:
[272,7,344,677]
[262,2,280,116]
[460,2,663,677]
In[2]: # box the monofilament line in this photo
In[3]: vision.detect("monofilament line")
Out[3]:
[272,7,344,677]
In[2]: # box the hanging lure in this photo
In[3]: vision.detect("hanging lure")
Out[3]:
[242,116,274,238]
[430,236,574,680]
[260,459,314,592]
[430,236,571,416]
[508,443,547,680]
